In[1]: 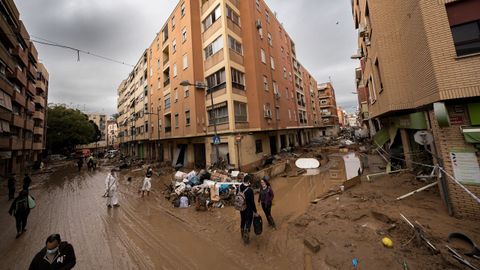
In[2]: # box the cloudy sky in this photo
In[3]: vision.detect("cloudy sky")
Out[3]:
[16,0,358,116]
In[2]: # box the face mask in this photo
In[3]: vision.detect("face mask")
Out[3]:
[46,247,58,254]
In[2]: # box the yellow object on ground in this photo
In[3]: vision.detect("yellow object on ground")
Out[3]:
[382,237,393,248]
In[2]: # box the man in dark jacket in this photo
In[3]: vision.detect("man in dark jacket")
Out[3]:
[8,190,31,238]
[238,174,257,244]
[29,234,76,270]
[7,174,16,200]
[23,173,32,191]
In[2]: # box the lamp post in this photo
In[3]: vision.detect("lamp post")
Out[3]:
[180,80,220,165]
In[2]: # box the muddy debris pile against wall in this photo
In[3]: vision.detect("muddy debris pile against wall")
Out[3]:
[291,172,480,270]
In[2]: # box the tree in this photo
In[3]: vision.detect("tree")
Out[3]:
[46,104,98,154]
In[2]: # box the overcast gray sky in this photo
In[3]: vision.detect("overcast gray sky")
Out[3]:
[16,0,358,116]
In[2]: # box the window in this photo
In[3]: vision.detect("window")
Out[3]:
[259,27,264,39]
[171,16,175,30]
[206,68,226,93]
[270,57,275,69]
[184,86,190,97]
[157,59,160,69]
[202,5,221,31]
[162,26,169,42]
[185,110,190,126]
[368,76,377,104]
[228,36,243,55]
[268,33,272,46]
[265,11,270,23]
[173,63,177,77]
[263,75,269,91]
[182,28,187,43]
[276,108,280,120]
[181,2,186,17]
[165,97,171,109]
[374,58,384,93]
[255,139,263,153]
[288,109,291,120]
[273,81,279,96]
[204,36,224,58]
[231,68,245,89]
[183,54,188,69]
[446,1,480,56]
[234,101,247,122]
[208,102,229,125]
[283,68,287,79]
[260,49,266,63]
[175,113,179,128]
[174,88,178,101]
[226,5,240,26]
[172,39,177,53]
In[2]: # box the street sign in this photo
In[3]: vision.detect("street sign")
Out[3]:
[213,135,221,145]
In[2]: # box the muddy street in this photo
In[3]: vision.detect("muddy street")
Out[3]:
[0,161,344,270]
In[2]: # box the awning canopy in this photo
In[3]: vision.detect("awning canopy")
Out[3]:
[461,127,480,144]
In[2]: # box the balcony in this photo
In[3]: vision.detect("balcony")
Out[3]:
[33,111,44,120]
[229,49,244,65]
[202,19,222,41]
[27,101,35,114]
[27,63,37,80]
[17,21,30,44]
[0,137,9,149]
[163,78,170,87]
[11,114,24,127]
[0,74,14,96]
[201,0,216,14]
[27,81,35,96]
[12,46,28,67]
[34,95,45,107]
[36,80,46,92]
[165,126,172,133]
[23,139,33,149]
[204,49,224,71]
[25,119,34,131]
[8,68,27,87]
[229,0,240,8]
[227,19,242,37]
[28,42,38,61]
[0,44,15,70]
[33,142,43,150]
[12,91,26,107]
[34,126,43,135]
[10,137,23,150]
[0,111,10,121]
[0,16,16,47]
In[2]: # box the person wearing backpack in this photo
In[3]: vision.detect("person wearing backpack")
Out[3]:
[235,174,257,244]
[8,190,34,238]
[259,176,276,229]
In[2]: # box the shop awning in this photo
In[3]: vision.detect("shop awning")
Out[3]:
[461,127,480,144]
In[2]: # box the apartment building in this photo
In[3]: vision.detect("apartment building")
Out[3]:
[106,119,118,148]
[117,52,150,158]
[318,82,340,136]
[0,0,49,176]
[352,0,480,218]
[118,0,326,170]
[355,66,370,131]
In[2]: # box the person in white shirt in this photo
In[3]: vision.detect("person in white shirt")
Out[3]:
[105,169,119,208]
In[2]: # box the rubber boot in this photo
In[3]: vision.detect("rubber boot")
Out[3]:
[242,229,250,244]
[268,216,277,229]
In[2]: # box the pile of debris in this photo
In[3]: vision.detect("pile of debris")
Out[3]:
[164,169,246,211]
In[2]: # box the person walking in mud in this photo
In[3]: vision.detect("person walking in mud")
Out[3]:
[8,190,34,238]
[29,234,76,269]
[141,167,153,197]
[105,169,119,208]
[259,176,276,229]
[7,174,16,201]
[23,173,32,192]
[77,158,83,172]
[235,174,258,244]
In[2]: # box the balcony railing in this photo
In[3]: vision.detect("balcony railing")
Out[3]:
[165,126,172,133]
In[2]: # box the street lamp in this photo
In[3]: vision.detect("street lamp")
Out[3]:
[180,80,220,165]
[145,106,161,160]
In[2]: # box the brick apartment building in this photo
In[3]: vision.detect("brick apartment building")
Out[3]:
[0,0,49,176]
[318,82,340,136]
[117,0,334,170]
[352,0,480,218]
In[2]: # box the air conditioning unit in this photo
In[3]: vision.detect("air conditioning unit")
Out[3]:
[264,109,272,118]
[256,20,262,29]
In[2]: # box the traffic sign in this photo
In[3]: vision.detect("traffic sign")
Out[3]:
[213,135,221,145]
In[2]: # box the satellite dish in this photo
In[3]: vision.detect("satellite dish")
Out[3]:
[414,131,434,145]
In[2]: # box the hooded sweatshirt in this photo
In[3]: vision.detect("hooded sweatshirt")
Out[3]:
[29,241,76,270]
